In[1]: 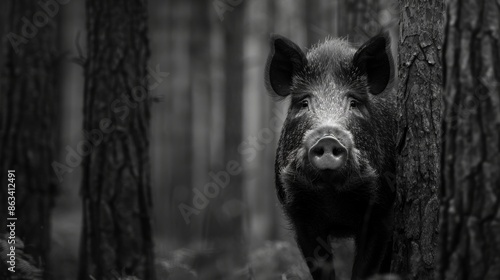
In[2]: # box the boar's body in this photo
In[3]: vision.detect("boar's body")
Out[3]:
[266,34,397,280]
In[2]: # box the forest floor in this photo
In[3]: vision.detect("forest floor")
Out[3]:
[48,208,354,280]
[155,238,354,280]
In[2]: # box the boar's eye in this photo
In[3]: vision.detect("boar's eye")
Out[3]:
[348,98,367,118]
[349,99,358,109]
[299,98,309,109]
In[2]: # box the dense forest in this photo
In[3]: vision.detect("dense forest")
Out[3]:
[0,0,499,280]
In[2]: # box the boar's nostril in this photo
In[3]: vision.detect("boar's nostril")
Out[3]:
[308,136,347,170]
[332,147,343,157]
[311,146,325,157]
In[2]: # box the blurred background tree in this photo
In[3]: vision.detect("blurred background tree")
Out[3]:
[0,1,60,278]
[79,0,155,279]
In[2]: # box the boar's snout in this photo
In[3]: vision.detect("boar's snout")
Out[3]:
[305,126,352,171]
[308,136,347,170]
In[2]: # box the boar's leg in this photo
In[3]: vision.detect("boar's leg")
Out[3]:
[352,216,392,279]
[295,229,336,280]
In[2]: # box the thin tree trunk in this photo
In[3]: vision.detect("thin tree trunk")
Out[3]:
[305,0,381,50]
[391,0,444,278]
[274,0,308,242]
[212,1,245,241]
[79,1,155,279]
[203,3,225,246]
[149,0,171,244]
[167,0,193,245]
[340,0,381,42]
[440,0,500,279]
[0,1,60,278]
[190,0,212,244]
[306,0,338,46]
[203,2,247,276]
[243,0,280,248]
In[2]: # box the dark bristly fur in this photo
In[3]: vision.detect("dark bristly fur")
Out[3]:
[265,33,397,280]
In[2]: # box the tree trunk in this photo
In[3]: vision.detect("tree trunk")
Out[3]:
[189,0,212,245]
[243,0,283,248]
[79,1,155,279]
[202,1,247,276]
[167,0,193,245]
[0,1,60,278]
[391,0,444,279]
[440,0,500,279]
[212,3,244,239]
[149,0,171,245]
[306,0,338,46]
[339,0,381,42]
[305,0,382,51]
[220,0,244,252]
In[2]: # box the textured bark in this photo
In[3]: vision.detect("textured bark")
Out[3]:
[391,0,444,278]
[79,1,155,279]
[440,0,500,279]
[0,1,60,278]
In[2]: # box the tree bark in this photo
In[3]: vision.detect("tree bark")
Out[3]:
[391,0,444,279]
[79,1,155,279]
[0,1,60,278]
[440,0,500,279]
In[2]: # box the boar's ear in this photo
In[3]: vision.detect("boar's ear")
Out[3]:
[265,34,307,97]
[353,32,394,95]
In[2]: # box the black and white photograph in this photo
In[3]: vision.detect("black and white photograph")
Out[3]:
[0,0,499,279]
